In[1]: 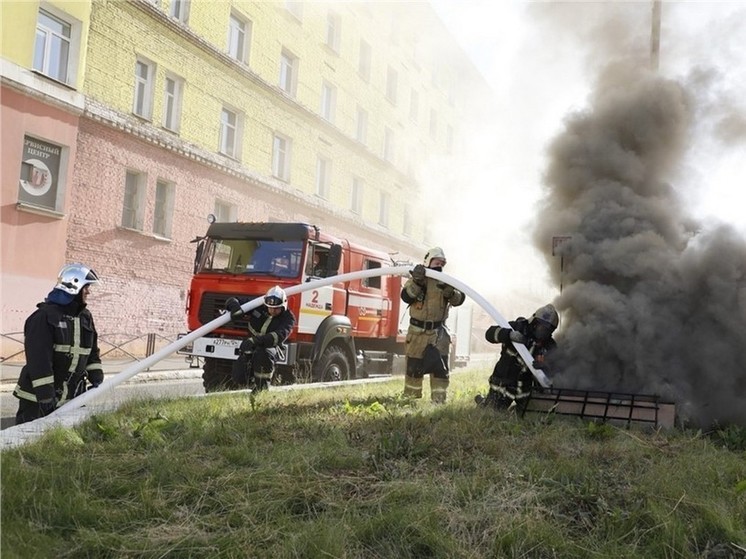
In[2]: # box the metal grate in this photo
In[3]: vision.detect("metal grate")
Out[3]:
[197,292,261,331]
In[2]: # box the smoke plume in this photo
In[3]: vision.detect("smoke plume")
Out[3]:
[534,63,746,428]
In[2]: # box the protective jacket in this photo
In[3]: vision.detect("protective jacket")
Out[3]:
[401,276,465,358]
[245,305,295,351]
[486,317,556,406]
[13,299,104,407]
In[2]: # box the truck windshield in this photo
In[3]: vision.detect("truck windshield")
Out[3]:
[199,239,304,277]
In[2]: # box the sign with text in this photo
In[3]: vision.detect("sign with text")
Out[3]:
[18,136,62,211]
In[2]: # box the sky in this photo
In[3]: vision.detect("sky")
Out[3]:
[425,1,746,319]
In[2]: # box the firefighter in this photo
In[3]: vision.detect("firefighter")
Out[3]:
[476,304,559,411]
[13,263,105,424]
[401,247,465,403]
[226,286,296,391]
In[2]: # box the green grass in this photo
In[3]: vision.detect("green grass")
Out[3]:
[2,368,745,558]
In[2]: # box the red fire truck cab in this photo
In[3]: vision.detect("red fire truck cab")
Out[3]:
[181,222,408,391]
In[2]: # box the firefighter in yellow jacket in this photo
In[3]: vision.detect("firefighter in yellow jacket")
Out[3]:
[401,247,465,402]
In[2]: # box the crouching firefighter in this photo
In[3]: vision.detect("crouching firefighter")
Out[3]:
[476,304,559,411]
[226,286,296,391]
[13,264,105,425]
[401,247,465,403]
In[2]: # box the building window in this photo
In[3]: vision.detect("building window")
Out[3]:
[320,81,336,123]
[378,190,389,228]
[133,58,156,119]
[316,156,331,199]
[162,74,183,132]
[153,179,175,238]
[350,177,363,214]
[279,48,298,97]
[446,125,454,154]
[272,134,291,181]
[214,199,236,222]
[409,89,419,122]
[17,136,64,212]
[386,66,398,104]
[383,127,395,163]
[33,8,76,84]
[228,11,251,64]
[285,0,303,21]
[429,109,438,140]
[358,39,371,82]
[170,0,190,23]
[219,107,241,159]
[326,10,341,53]
[121,170,146,231]
[403,204,412,237]
[355,105,368,144]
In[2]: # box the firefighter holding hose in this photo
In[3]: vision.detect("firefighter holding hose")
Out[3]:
[401,247,465,403]
[13,264,105,424]
[226,286,296,391]
[476,304,559,411]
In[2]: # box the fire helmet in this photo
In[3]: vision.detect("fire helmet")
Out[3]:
[423,247,447,267]
[54,264,101,295]
[264,285,287,309]
[530,304,559,331]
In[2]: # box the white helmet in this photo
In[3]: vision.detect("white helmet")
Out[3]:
[55,264,101,295]
[423,247,447,267]
[264,285,287,309]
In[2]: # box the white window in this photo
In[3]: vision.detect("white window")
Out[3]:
[386,66,398,104]
[219,107,241,159]
[133,58,156,119]
[409,89,419,122]
[285,0,303,21]
[403,204,412,237]
[350,177,363,214]
[320,81,336,123]
[429,109,438,140]
[378,190,389,228]
[170,0,190,23]
[33,8,78,85]
[272,134,291,181]
[326,11,341,53]
[228,11,251,64]
[355,105,368,144]
[279,49,298,96]
[316,156,331,199]
[383,127,395,163]
[446,125,454,154]
[153,179,175,238]
[162,74,183,132]
[214,199,236,222]
[121,170,146,231]
[358,39,371,82]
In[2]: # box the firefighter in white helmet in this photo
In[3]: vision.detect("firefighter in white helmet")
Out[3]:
[226,286,296,391]
[476,304,559,411]
[401,247,465,403]
[13,263,105,424]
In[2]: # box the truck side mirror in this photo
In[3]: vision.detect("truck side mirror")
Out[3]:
[327,244,342,276]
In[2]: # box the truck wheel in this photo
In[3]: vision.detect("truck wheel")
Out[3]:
[202,358,235,393]
[315,345,351,383]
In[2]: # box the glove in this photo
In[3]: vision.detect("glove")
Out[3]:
[39,398,57,416]
[532,359,545,370]
[90,381,102,389]
[485,325,500,343]
[411,264,427,285]
[254,335,269,348]
[509,330,527,345]
[225,297,243,319]
[437,282,455,298]
[239,337,256,353]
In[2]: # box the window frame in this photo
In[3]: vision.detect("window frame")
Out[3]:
[162,73,184,133]
[219,106,242,160]
[214,199,237,222]
[350,176,364,215]
[320,80,337,123]
[169,0,190,23]
[355,105,368,144]
[121,170,146,231]
[228,10,251,64]
[153,179,176,239]
[383,126,395,163]
[272,133,292,182]
[386,66,398,105]
[378,190,390,228]
[326,10,341,53]
[133,57,156,120]
[315,155,331,199]
[279,48,298,97]
[33,6,81,86]
[358,39,371,82]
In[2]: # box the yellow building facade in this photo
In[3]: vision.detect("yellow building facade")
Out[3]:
[1,0,490,346]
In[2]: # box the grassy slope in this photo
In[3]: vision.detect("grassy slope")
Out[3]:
[2,368,745,559]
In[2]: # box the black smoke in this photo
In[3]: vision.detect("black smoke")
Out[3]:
[534,63,746,428]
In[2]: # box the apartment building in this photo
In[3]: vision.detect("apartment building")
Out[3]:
[1,0,491,347]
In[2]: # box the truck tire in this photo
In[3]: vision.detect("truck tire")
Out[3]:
[314,345,352,383]
[202,358,236,393]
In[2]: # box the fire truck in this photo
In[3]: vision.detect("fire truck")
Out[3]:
[180,221,414,391]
